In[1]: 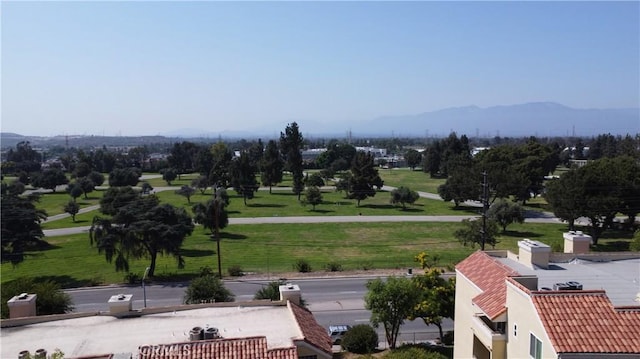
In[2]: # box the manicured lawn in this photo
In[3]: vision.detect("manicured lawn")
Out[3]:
[379,168,445,194]
[36,191,103,216]
[2,221,589,288]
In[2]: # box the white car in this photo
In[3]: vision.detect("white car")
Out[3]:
[328,324,352,345]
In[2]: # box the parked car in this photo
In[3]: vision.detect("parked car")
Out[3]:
[328,324,352,345]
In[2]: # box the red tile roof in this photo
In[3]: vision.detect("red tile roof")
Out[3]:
[456,251,520,320]
[138,336,295,359]
[532,291,640,353]
[288,301,333,355]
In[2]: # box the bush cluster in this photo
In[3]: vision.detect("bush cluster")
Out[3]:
[294,259,312,273]
[341,324,378,354]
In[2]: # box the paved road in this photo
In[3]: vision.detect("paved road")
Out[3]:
[66,276,451,344]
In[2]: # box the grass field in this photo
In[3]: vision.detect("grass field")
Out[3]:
[10,169,634,288]
[3,221,580,287]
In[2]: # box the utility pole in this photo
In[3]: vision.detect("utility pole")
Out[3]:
[213,190,222,278]
[481,171,489,251]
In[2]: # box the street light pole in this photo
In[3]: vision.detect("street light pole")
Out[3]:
[142,266,150,308]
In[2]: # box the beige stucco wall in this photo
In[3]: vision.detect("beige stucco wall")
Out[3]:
[505,281,558,359]
[454,269,484,359]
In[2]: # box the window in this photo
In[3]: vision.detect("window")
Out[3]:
[513,323,517,337]
[529,333,542,359]
[299,356,317,359]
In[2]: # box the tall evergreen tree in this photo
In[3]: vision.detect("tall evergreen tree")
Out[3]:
[348,152,383,207]
[260,140,284,194]
[230,152,259,205]
[280,122,305,200]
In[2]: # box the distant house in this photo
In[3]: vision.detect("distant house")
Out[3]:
[2,285,332,359]
[454,232,640,359]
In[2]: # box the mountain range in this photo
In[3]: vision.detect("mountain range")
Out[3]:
[358,102,639,138]
[2,103,638,147]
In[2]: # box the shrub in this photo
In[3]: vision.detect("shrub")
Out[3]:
[227,265,244,277]
[254,280,285,301]
[1,277,74,319]
[199,266,216,277]
[360,261,374,271]
[341,324,378,354]
[630,230,640,251]
[442,330,454,346]
[294,259,312,273]
[183,275,234,304]
[382,346,448,359]
[124,272,141,285]
[325,261,343,272]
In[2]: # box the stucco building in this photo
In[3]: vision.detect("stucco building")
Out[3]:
[454,233,640,359]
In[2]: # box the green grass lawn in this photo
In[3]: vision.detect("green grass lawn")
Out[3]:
[379,168,445,194]
[3,220,599,288]
[36,191,103,216]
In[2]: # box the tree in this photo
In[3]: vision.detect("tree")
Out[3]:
[304,186,323,211]
[167,141,199,179]
[305,172,325,188]
[253,280,286,301]
[90,196,194,276]
[5,141,42,174]
[108,167,141,187]
[73,162,92,179]
[161,168,178,185]
[280,122,305,200]
[66,183,83,202]
[404,149,422,170]
[175,185,196,204]
[390,186,419,210]
[544,169,585,231]
[260,140,284,193]
[1,188,47,264]
[191,175,210,195]
[192,189,230,234]
[184,275,235,304]
[88,171,105,187]
[141,181,154,195]
[454,218,500,249]
[348,152,384,206]
[365,276,421,349]
[230,152,259,205]
[209,142,234,188]
[410,252,455,341]
[31,168,68,193]
[99,186,139,216]
[77,176,96,199]
[64,200,80,222]
[487,198,525,232]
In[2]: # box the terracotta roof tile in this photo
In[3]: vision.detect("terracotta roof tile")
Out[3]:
[288,301,333,355]
[456,251,520,320]
[138,336,276,359]
[532,291,640,353]
[267,347,297,359]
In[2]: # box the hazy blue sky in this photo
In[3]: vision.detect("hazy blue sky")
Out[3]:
[2,1,639,137]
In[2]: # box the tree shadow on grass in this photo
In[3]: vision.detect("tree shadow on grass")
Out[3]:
[359,204,395,210]
[181,248,216,257]
[396,207,424,213]
[270,192,298,196]
[220,232,247,240]
[308,209,334,214]
[332,201,353,206]
[246,203,285,208]
[501,230,543,238]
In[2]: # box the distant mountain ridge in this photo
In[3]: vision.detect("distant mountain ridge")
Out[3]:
[2,103,638,146]
[363,102,639,137]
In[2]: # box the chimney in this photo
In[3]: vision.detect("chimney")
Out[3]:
[563,231,592,254]
[7,293,37,318]
[279,283,301,305]
[518,239,551,269]
[108,294,133,315]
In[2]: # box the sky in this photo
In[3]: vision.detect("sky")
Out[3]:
[1,1,639,137]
